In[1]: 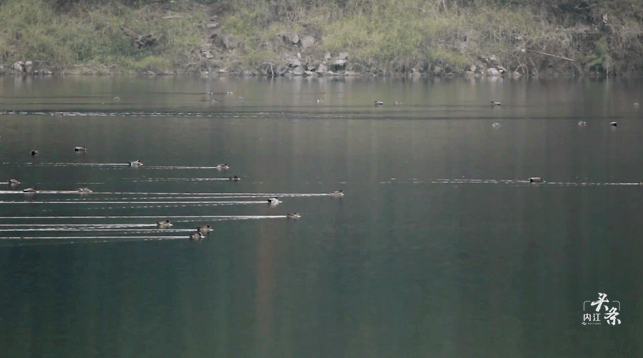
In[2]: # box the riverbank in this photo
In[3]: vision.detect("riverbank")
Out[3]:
[1,0,642,77]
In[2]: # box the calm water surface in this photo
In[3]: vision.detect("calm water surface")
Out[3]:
[0,76,642,357]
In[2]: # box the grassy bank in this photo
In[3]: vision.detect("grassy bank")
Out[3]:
[223,0,643,76]
[1,0,642,76]
[0,0,208,74]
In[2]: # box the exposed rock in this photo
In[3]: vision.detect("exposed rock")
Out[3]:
[306,62,318,71]
[433,66,443,76]
[210,32,242,51]
[305,70,315,76]
[223,36,242,50]
[206,22,219,29]
[344,70,359,76]
[486,68,500,76]
[324,52,331,61]
[120,26,156,49]
[292,34,300,44]
[286,58,301,68]
[464,70,475,77]
[301,36,315,49]
[242,69,257,76]
[469,65,477,72]
[331,59,347,71]
[338,52,349,60]
[292,66,305,76]
[24,61,33,73]
[12,61,24,72]
[316,63,328,73]
[201,50,214,59]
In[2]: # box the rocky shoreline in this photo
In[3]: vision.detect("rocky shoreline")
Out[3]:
[1,48,619,79]
[0,54,591,79]
[0,25,632,79]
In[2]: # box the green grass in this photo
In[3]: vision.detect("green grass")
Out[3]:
[0,0,206,73]
[1,0,642,74]
[219,0,643,74]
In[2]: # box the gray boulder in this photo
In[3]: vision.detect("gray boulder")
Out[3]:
[210,32,242,51]
[324,52,331,61]
[301,36,315,49]
[338,52,349,60]
[316,63,328,73]
[24,61,33,73]
[12,61,24,72]
[287,58,301,68]
[486,68,500,76]
[223,36,241,50]
[331,59,347,71]
[292,66,305,76]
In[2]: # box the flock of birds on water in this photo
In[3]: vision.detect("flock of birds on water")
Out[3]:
[3,95,641,241]
[4,145,345,241]
[372,99,639,130]
[368,99,642,186]
[488,101,639,128]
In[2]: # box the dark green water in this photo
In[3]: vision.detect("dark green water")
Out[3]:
[0,76,641,357]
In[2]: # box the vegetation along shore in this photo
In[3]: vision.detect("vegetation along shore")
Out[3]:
[1,0,642,77]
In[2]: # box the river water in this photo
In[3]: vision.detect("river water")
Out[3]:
[0,76,641,357]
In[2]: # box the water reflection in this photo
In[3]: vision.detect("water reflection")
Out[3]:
[0,76,641,357]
